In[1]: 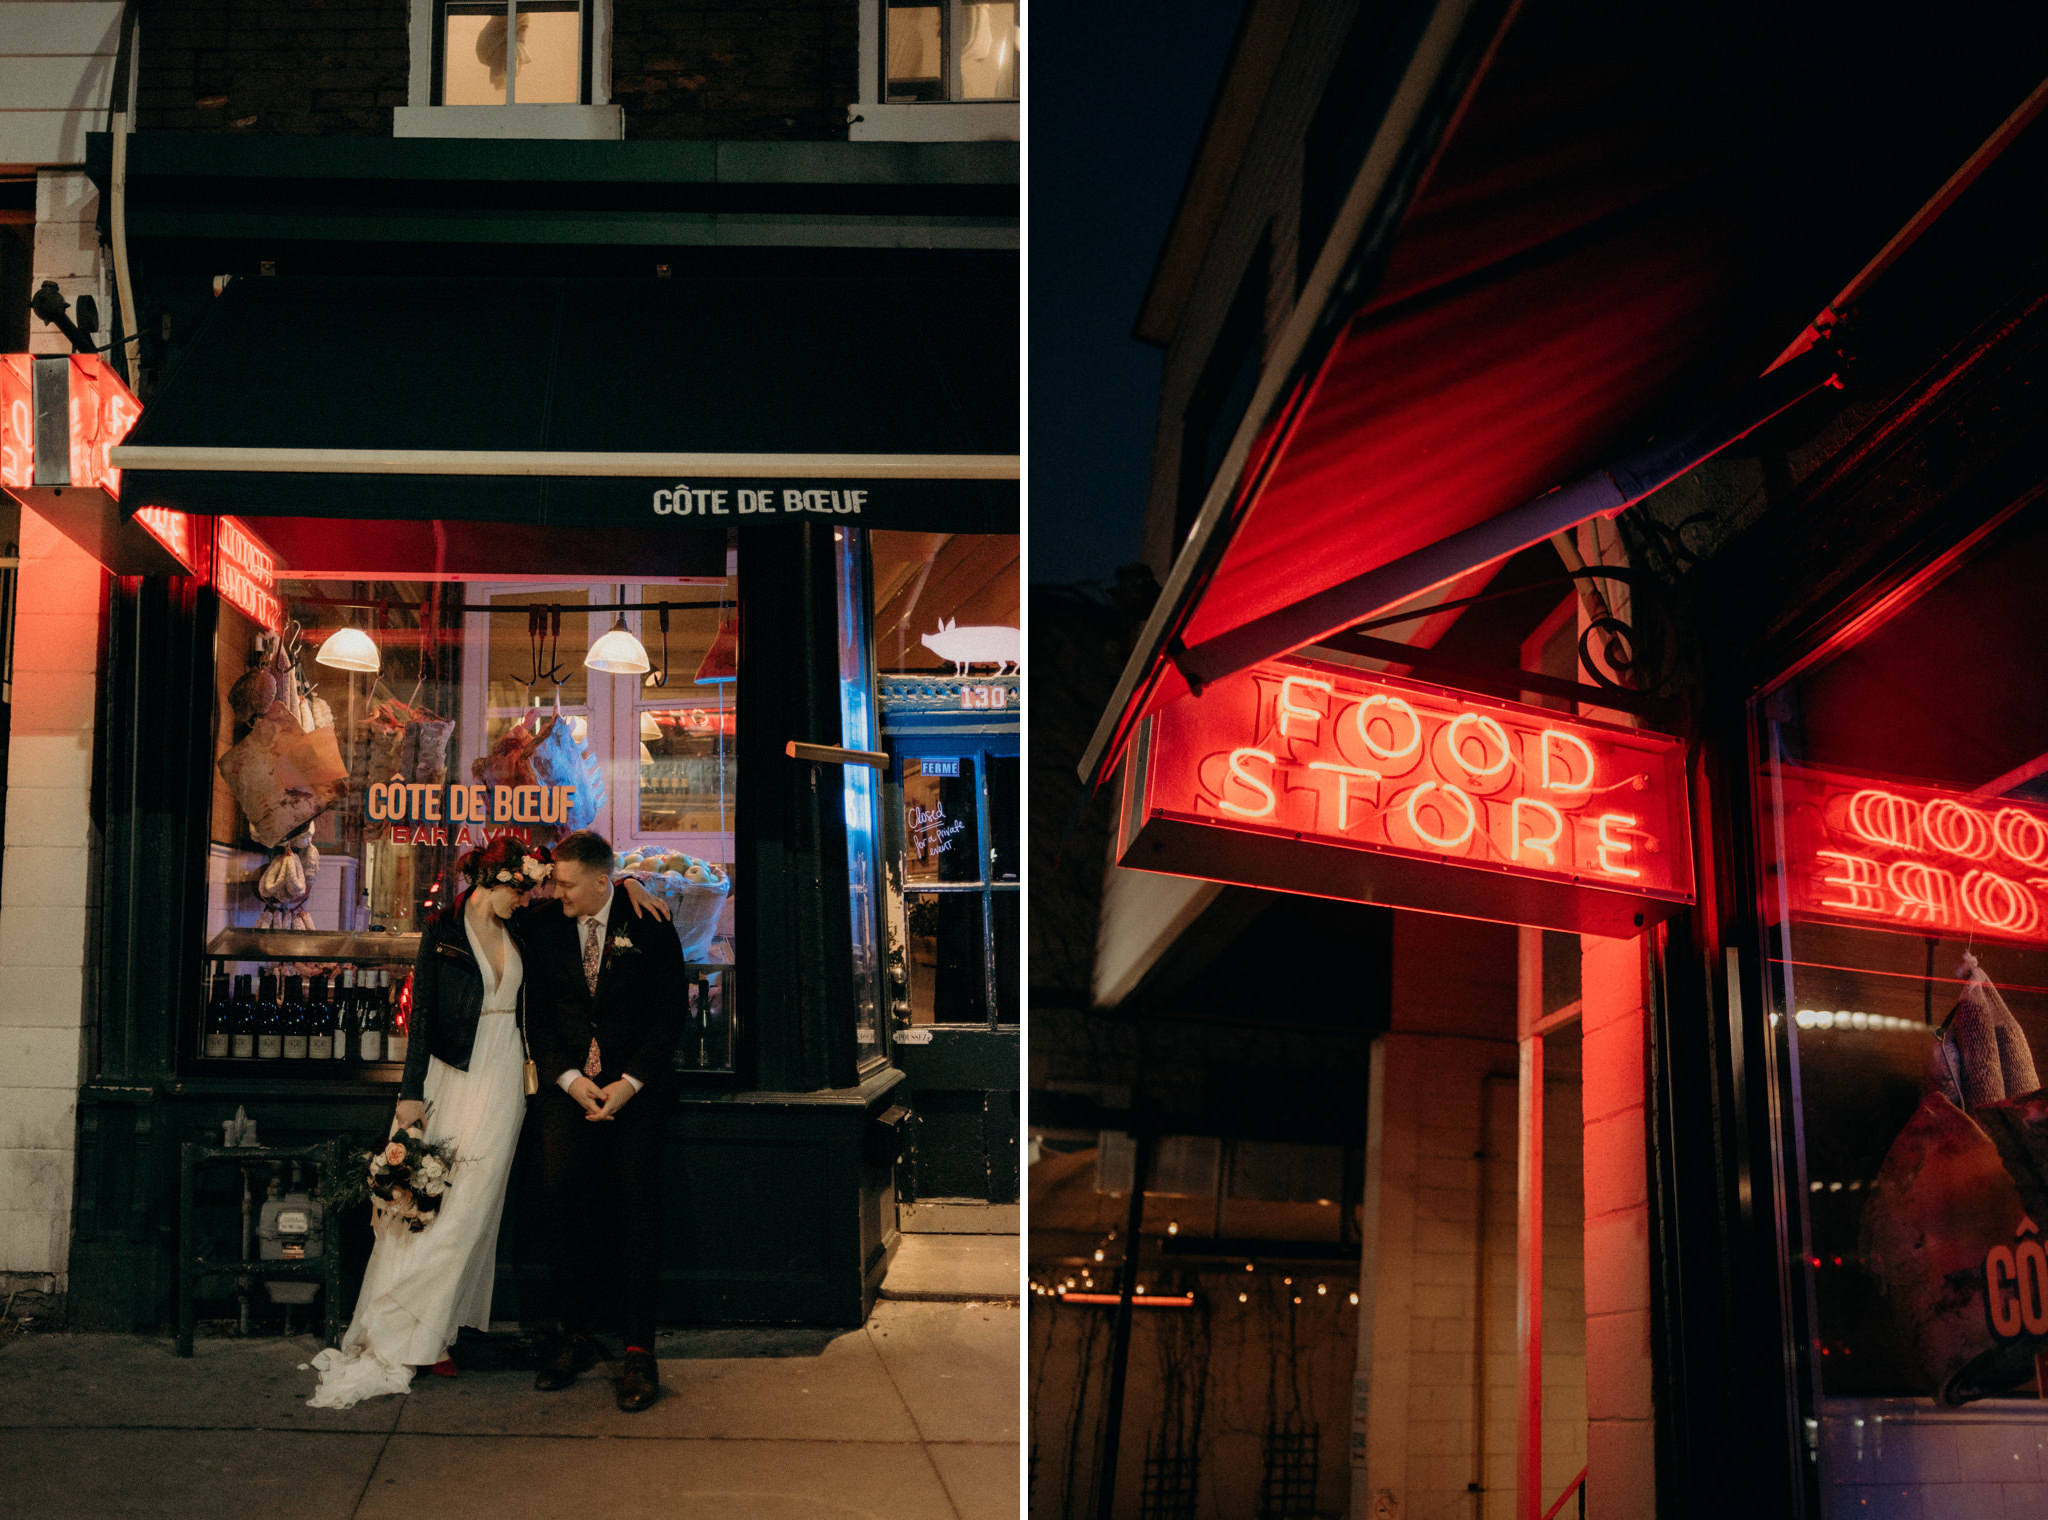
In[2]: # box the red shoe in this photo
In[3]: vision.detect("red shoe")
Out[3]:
[427,1356,457,1378]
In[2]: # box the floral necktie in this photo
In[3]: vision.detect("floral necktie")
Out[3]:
[581,917,603,1078]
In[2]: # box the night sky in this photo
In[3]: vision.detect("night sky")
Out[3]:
[1028,2,1248,590]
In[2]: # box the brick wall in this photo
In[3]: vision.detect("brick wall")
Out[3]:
[136,0,412,136]
[611,0,857,141]
[0,510,105,1290]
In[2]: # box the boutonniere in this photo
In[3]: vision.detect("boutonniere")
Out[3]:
[609,932,638,956]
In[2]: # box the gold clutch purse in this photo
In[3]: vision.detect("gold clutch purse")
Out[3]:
[518,999,540,1096]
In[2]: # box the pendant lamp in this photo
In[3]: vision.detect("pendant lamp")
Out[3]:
[585,588,650,675]
[315,624,380,674]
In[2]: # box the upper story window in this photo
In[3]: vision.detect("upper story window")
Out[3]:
[434,0,593,105]
[852,0,1019,140]
[885,2,1019,102]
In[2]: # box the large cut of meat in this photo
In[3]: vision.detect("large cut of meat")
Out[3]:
[473,709,548,788]
[219,701,350,846]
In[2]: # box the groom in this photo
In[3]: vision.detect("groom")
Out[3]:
[528,828,687,1412]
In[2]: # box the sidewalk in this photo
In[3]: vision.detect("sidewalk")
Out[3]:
[0,1297,1019,1520]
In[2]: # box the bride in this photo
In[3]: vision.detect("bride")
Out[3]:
[309,837,666,1408]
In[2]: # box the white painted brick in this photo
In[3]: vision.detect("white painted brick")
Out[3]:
[1,749,93,806]
[10,612,102,675]
[0,904,90,969]
[30,208,101,282]
[0,1026,85,1089]
[1,788,91,850]
[0,847,92,908]
[1584,1207,1651,1317]
[0,1208,72,1274]
[1587,1418,1656,1520]
[0,965,86,1027]
[1585,1308,1652,1422]
[35,168,104,225]
[1585,1107,1649,1215]
[0,1088,75,1153]
[15,547,103,610]
[0,1148,74,1216]
[2001,1483,2048,1518]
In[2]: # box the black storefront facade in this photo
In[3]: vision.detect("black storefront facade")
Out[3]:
[24,131,1017,1336]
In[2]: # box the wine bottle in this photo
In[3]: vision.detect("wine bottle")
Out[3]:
[387,973,411,1065]
[204,974,232,1059]
[256,972,282,1060]
[281,976,308,1060]
[335,968,356,1064]
[230,974,256,1060]
[308,975,333,1061]
[358,969,385,1064]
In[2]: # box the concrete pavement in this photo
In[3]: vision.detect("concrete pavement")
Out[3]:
[0,1298,1020,1520]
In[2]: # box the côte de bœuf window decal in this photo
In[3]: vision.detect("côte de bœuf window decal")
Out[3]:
[1118,656,1694,938]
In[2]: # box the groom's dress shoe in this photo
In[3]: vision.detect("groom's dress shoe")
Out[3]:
[534,1333,598,1391]
[617,1350,660,1412]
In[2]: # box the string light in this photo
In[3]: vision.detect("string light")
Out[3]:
[1238,1292,1248,1303]
[1349,1292,1359,1305]
[1316,1283,1327,1296]
[1167,1220,1179,1235]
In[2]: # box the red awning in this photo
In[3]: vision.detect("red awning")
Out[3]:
[1082,0,2048,783]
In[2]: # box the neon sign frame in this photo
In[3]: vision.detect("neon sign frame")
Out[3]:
[1116,656,1695,938]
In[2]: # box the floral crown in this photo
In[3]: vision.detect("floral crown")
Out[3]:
[468,838,551,893]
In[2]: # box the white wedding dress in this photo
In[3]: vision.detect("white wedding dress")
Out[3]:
[308,916,527,1408]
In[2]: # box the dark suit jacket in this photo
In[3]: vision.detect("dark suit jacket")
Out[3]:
[399,896,534,1103]
[526,885,688,1092]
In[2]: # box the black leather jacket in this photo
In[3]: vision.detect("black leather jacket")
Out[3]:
[398,897,531,1103]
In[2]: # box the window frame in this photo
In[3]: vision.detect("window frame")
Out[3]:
[850,0,1019,142]
[893,736,1020,1032]
[430,0,597,107]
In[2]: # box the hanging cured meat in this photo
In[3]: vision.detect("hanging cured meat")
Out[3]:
[1862,956,2048,1401]
[473,708,548,789]
[219,700,351,847]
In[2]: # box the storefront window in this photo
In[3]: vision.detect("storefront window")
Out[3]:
[198,546,739,1077]
[1756,509,2048,1507]
[871,530,1019,1029]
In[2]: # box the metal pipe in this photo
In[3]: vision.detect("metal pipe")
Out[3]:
[1095,1130,1151,1520]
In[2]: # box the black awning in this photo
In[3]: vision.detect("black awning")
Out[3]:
[114,274,1018,534]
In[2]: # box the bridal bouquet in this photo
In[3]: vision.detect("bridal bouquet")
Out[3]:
[327,1123,459,1234]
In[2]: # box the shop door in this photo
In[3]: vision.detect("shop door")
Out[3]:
[887,735,1020,1227]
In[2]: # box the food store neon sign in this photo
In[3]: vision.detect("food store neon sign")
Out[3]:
[1117,658,1694,938]
[1779,765,2048,945]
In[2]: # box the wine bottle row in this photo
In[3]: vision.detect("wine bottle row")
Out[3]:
[200,967,412,1068]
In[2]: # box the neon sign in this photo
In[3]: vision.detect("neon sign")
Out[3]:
[1778,765,2048,946]
[214,515,281,631]
[132,506,207,576]
[0,354,29,489]
[1118,658,1694,938]
[67,355,141,497]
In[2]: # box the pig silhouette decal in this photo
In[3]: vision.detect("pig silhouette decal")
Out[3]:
[921,619,1021,675]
